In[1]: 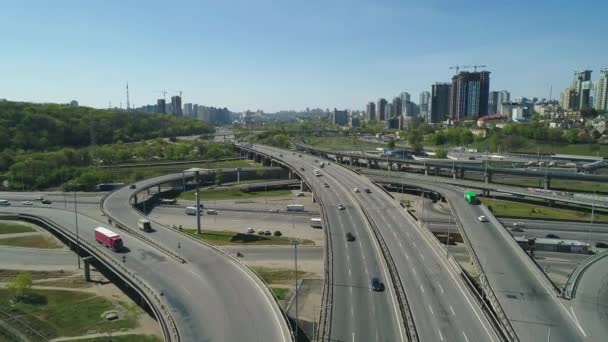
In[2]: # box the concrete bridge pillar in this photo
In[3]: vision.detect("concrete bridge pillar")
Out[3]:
[424,166,429,176]
[544,175,551,190]
[83,257,93,282]
[484,170,493,184]
[459,168,465,179]
[452,169,457,180]
[157,185,161,193]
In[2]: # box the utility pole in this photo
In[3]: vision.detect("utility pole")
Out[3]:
[74,190,80,269]
[126,82,130,111]
[294,240,299,342]
[195,171,202,235]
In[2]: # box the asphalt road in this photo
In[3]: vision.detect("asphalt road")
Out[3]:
[250,146,405,341]
[0,245,78,271]
[103,174,292,342]
[570,253,608,340]
[251,145,500,341]
[363,170,587,341]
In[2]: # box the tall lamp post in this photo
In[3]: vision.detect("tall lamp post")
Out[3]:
[72,184,82,269]
[294,239,300,342]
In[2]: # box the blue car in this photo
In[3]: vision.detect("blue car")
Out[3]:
[371,277,385,292]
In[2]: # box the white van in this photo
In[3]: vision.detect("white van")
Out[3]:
[138,219,152,232]
[185,206,199,215]
[0,200,10,206]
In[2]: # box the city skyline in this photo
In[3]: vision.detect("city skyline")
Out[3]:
[1,0,607,112]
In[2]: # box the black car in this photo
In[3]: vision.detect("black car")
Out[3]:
[595,242,608,248]
[545,234,560,239]
[41,199,52,204]
[346,232,355,241]
[370,277,384,292]
[364,188,371,193]
[129,184,136,189]
[300,167,305,171]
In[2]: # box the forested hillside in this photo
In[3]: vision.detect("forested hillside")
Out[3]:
[0,100,212,151]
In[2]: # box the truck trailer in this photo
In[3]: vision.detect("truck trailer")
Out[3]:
[286,204,305,212]
[94,227,124,252]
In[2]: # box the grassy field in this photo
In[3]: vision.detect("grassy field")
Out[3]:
[271,287,290,300]
[78,335,162,342]
[0,270,74,282]
[178,188,292,201]
[183,229,314,246]
[480,198,608,223]
[489,176,608,193]
[0,222,36,234]
[252,267,308,284]
[512,143,608,158]
[0,289,138,339]
[0,235,61,249]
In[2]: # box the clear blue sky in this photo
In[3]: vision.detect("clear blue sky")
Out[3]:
[1,0,606,112]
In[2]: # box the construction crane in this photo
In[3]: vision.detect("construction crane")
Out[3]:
[449,65,470,75]
[155,90,168,102]
[171,90,184,98]
[471,65,487,72]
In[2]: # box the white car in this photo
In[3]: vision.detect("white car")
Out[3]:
[338,204,345,210]
[206,209,218,215]
[353,188,360,193]
[21,201,33,206]
[247,227,255,234]
[478,215,488,222]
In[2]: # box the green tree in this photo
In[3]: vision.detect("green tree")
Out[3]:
[214,171,223,185]
[8,272,32,301]
[387,139,396,149]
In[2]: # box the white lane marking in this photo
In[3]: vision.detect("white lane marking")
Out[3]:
[419,253,425,260]
[428,304,435,315]
[419,284,425,293]
[438,330,444,341]
[570,306,587,337]
[438,284,444,294]
[411,268,417,276]
[348,268,352,276]
[462,331,470,342]
[404,252,410,260]
[352,332,355,342]
[450,305,455,316]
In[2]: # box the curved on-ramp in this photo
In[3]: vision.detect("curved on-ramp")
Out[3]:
[102,173,293,342]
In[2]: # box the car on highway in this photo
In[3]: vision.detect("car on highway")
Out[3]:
[298,154,302,157]
[595,242,608,248]
[364,188,371,193]
[353,188,360,193]
[247,227,255,234]
[477,215,488,222]
[129,184,136,189]
[545,234,560,239]
[206,209,218,215]
[370,277,385,292]
[21,201,33,206]
[0,200,10,206]
[300,167,305,171]
[41,199,52,204]
[512,222,525,231]
[512,226,525,232]
[264,230,272,236]
[258,229,265,235]
[296,192,305,197]
[42,204,51,208]
[346,232,355,241]
[324,183,329,188]
[338,204,345,210]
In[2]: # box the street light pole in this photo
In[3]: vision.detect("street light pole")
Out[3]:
[195,171,201,235]
[294,240,299,342]
[74,190,80,269]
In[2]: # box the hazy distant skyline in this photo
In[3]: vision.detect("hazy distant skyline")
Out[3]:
[1,0,607,112]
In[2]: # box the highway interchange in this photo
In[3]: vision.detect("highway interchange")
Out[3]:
[1,141,607,341]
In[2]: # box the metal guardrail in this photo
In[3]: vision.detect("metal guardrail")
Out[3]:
[0,307,49,341]
[446,202,520,342]
[564,250,608,299]
[0,213,180,342]
[357,204,419,342]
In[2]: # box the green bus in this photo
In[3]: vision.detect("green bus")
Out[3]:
[464,191,477,204]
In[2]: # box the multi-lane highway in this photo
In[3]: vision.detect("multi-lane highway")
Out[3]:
[358,170,588,341]
[248,145,500,342]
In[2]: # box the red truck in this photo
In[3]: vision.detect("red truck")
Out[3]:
[94,227,124,252]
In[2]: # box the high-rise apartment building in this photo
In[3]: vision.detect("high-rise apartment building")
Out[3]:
[184,103,193,117]
[333,109,348,126]
[489,90,510,114]
[573,70,592,110]
[431,83,451,123]
[450,71,491,120]
[171,96,182,116]
[157,99,166,114]
[419,91,430,120]
[596,69,608,111]
[392,97,402,118]
[366,102,376,121]
[400,92,410,116]
[377,98,388,121]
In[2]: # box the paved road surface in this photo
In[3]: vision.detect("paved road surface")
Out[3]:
[0,246,78,270]
[251,145,500,341]
[104,174,292,342]
[363,170,587,341]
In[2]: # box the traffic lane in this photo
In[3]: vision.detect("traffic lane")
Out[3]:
[104,185,292,342]
[150,205,313,225]
[445,186,584,341]
[307,161,401,342]
[268,148,404,341]
[333,166,496,342]
[570,254,608,341]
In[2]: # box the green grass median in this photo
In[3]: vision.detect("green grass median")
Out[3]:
[183,229,314,246]
[252,267,308,284]
[0,222,36,234]
[480,198,608,223]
